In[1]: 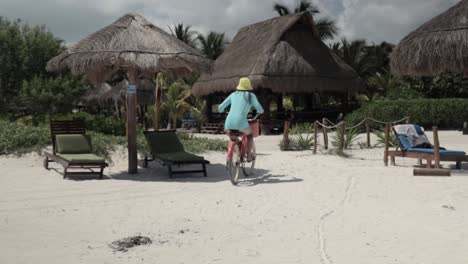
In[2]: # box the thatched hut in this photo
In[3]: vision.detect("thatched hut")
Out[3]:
[391,0,468,77]
[47,13,211,174]
[192,12,361,126]
[47,13,211,82]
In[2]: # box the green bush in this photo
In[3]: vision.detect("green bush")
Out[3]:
[373,129,397,147]
[177,132,227,153]
[53,112,127,136]
[346,99,468,129]
[282,123,315,151]
[0,119,226,159]
[331,128,359,149]
[0,120,50,155]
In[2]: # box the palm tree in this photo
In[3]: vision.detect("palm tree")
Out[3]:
[355,71,399,102]
[333,39,375,78]
[365,42,394,73]
[273,0,337,41]
[197,32,227,60]
[169,23,197,48]
[162,80,191,129]
[188,96,207,131]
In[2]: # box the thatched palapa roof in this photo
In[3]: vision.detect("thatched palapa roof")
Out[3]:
[192,12,360,96]
[47,13,211,83]
[391,0,468,77]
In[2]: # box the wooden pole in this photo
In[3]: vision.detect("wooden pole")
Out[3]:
[433,126,440,169]
[366,119,371,148]
[340,122,345,152]
[313,121,318,154]
[384,123,390,166]
[322,118,328,150]
[282,120,290,150]
[154,73,162,130]
[127,69,138,174]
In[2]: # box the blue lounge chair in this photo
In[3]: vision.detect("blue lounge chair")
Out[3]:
[386,124,468,169]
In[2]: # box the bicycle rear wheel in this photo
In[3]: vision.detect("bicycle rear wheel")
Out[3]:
[241,141,256,177]
[229,144,241,185]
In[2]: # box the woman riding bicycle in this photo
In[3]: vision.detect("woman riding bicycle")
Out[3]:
[218,77,264,161]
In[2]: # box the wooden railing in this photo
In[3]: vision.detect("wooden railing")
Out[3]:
[282,116,411,153]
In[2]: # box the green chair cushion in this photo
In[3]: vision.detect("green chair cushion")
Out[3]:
[58,153,105,164]
[56,134,92,154]
[145,131,185,154]
[155,152,204,162]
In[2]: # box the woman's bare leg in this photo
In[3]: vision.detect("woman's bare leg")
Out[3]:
[241,128,254,161]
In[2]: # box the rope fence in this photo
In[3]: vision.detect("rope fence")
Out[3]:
[282,116,411,153]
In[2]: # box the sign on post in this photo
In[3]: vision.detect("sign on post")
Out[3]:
[127,84,137,94]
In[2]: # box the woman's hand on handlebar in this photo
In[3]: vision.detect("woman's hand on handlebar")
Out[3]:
[251,113,262,120]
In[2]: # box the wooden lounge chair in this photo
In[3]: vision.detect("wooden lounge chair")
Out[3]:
[143,130,209,178]
[43,120,108,179]
[384,124,468,169]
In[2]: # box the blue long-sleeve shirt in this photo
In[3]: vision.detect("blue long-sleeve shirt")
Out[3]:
[218,91,264,130]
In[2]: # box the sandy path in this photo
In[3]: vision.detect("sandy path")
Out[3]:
[1,131,468,264]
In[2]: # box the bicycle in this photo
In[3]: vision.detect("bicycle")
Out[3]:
[226,114,261,185]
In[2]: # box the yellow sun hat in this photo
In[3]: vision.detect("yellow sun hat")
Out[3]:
[236,77,253,91]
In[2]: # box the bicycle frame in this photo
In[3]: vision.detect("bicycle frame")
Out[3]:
[227,135,248,161]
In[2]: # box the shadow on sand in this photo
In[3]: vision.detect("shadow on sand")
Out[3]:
[110,162,303,185]
[47,160,303,184]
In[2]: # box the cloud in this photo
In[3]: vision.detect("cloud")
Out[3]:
[337,0,461,44]
[0,0,461,45]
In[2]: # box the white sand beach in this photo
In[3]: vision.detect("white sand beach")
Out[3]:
[1,131,468,264]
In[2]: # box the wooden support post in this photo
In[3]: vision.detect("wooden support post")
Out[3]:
[154,73,162,130]
[205,95,213,123]
[313,121,318,154]
[406,117,411,124]
[127,69,138,174]
[322,118,328,150]
[433,126,440,169]
[384,123,390,166]
[283,120,290,149]
[259,89,271,135]
[426,160,432,168]
[366,118,371,148]
[340,122,346,152]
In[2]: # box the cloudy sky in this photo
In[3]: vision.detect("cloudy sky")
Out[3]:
[0,0,461,45]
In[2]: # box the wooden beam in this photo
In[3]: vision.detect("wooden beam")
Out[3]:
[414,168,451,177]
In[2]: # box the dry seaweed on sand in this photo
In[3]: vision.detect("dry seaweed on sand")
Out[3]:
[109,235,152,252]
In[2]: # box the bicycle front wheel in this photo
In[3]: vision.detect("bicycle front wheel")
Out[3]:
[242,140,256,177]
[229,144,241,185]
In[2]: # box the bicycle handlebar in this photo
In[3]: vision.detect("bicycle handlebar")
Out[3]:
[251,113,262,120]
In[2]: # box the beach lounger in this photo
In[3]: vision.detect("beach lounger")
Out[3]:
[143,130,209,178]
[43,120,108,179]
[384,124,468,169]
